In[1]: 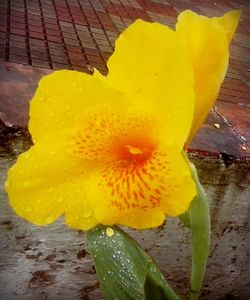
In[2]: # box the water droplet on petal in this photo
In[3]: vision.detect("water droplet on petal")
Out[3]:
[48,187,54,193]
[40,94,45,101]
[25,153,30,159]
[26,206,33,213]
[5,180,10,188]
[45,215,54,224]
[24,179,30,187]
[83,206,93,218]
[58,196,64,203]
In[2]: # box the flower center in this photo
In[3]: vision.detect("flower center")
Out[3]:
[71,111,158,165]
[111,134,156,166]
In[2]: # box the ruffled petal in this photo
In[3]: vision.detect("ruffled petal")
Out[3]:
[106,19,195,149]
[216,10,241,43]
[176,10,240,144]
[5,129,97,229]
[29,70,131,142]
[158,148,196,216]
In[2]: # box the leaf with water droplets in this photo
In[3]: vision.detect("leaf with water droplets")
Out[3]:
[87,225,180,300]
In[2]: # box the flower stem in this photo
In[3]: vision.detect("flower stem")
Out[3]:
[189,164,211,300]
[180,161,211,300]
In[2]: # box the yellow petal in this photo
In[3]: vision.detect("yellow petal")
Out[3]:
[106,19,195,149]
[176,10,240,144]
[63,178,99,230]
[29,70,131,142]
[87,145,195,229]
[5,130,97,229]
[158,147,196,216]
[216,10,241,43]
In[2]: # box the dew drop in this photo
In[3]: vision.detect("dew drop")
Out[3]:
[24,179,30,187]
[57,196,64,203]
[5,180,10,188]
[45,215,54,224]
[48,187,54,193]
[83,206,93,218]
[26,206,33,213]
[39,94,45,101]
[106,227,114,237]
[25,153,30,159]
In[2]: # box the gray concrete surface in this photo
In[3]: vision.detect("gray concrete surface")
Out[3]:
[0,132,249,299]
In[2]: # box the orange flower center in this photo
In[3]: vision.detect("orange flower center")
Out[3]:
[71,111,158,167]
[110,134,156,166]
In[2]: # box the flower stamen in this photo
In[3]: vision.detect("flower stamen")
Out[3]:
[126,145,143,155]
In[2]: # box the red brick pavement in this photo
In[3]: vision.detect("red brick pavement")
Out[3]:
[0,0,249,158]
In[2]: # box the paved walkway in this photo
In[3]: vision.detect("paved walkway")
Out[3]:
[0,0,249,158]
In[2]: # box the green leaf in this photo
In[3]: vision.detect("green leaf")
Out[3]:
[179,159,211,300]
[87,225,180,300]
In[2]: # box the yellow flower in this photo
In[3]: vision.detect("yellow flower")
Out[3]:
[5,21,195,230]
[5,10,239,230]
[175,10,240,144]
